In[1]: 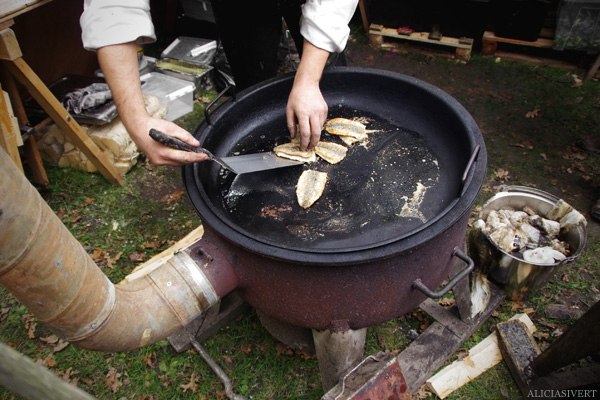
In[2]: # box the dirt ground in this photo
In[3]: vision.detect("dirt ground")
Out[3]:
[344,34,600,227]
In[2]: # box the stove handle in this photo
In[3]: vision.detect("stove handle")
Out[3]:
[204,84,236,126]
[412,247,474,299]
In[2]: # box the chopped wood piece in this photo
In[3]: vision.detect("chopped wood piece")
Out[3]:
[426,313,535,399]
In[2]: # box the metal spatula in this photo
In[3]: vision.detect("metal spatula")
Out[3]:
[149,129,304,174]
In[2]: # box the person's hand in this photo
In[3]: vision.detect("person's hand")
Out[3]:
[127,115,208,166]
[286,80,328,150]
[97,44,207,166]
[286,40,330,150]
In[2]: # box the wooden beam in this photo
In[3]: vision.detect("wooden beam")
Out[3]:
[0,340,95,400]
[0,29,21,61]
[2,57,125,185]
[23,135,48,185]
[530,300,600,376]
[0,85,22,170]
[397,282,505,393]
[496,319,541,395]
[426,314,536,399]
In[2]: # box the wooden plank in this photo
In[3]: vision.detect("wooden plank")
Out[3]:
[397,282,504,393]
[358,0,369,34]
[0,86,21,170]
[370,26,473,50]
[0,340,95,400]
[0,0,51,24]
[125,225,205,282]
[585,53,600,81]
[530,364,600,392]
[2,57,125,185]
[482,31,554,50]
[426,314,536,399]
[490,50,579,70]
[0,28,21,60]
[496,319,540,395]
[369,25,473,62]
[23,135,47,185]
[530,300,600,377]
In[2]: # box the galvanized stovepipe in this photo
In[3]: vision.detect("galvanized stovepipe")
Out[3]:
[0,146,233,351]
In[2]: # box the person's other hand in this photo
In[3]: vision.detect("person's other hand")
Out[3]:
[286,40,330,150]
[286,81,328,150]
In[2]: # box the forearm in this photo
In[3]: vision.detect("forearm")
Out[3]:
[96,43,204,166]
[97,43,148,139]
[286,40,330,150]
[294,40,329,89]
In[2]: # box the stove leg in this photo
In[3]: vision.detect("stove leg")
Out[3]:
[312,324,367,392]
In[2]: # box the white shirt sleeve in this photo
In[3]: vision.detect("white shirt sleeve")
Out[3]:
[80,0,156,51]
[300,0,359,53]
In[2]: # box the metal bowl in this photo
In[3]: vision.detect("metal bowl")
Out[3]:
[475,186,587,300]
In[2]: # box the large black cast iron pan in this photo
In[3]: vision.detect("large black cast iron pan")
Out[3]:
[183,67,487,264]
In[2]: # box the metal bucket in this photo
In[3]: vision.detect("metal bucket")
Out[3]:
[473,186,587,300]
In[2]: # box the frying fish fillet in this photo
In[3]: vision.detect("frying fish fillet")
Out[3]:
[324,118,368,143]
[273,142,316,162]
[297,170,328,209]
[315,141,348,164]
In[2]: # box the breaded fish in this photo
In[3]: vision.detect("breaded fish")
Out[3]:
[324,118,368,144]
[315,141,348,164]
[296,170,328,209]
[273,142,316,162]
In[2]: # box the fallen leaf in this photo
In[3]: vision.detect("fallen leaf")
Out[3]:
[377,334,389,349]
[91,248,105,262]
[510,301,524,312]
[551,179,558,185]
[161,189,185,204]
[494,168,510,181]
[221,355,233,364]
[275,343,294,356]
[26,319,37,339]
[142,240,165,250]
[180,372,198,393]
[540,153,548,161]
[526,109,541,118]
[295,349,316,360]
[59,367,79,384]
[107,251,123,269]
[53,339,70,353]
[106,366,123,393]
[240,344,252,354]
[143,351,156,368]
[463,357,475,368]
[129,252,147,262]
[439,298,455,307]
[40,335,59,344]
[37,355,56,368]
[83,197,93,206]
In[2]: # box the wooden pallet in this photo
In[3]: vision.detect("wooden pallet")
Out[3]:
[482,29,600,79]
[482,29,555,56]
[369,24,474,62]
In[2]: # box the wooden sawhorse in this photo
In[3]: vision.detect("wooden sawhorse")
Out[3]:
[0,21,124,185]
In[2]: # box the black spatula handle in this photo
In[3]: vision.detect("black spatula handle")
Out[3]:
[149,129,215,159]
